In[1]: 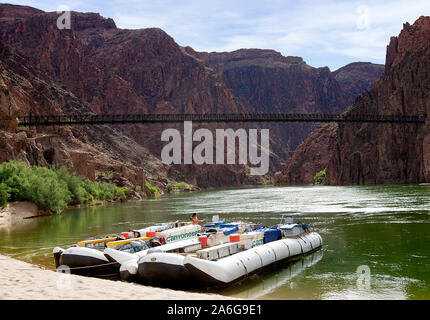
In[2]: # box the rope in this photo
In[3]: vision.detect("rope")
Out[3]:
[58,260,120,271]
[57,255,141,271]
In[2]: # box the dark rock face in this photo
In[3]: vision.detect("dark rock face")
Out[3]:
[385,17,430,71]
[202,50,346,114]
[280,16,430,185]
[0,40,151,191]
[202,49,384,170]
[0,4,252,188]
[274,123,338,185]
[326,17,430,185]
[333,62,384,103]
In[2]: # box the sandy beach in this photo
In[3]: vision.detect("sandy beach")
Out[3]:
[0,202,229,300]
[0,254,227,300]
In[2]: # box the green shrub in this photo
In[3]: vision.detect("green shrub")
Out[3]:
[82,180,127,201]
[174,182,188,190]
[145,180,160,196]
[314,169,327,185]
[166,184,174,192]
[0,161,30,201]
[262,179,271,185]
[0,161,130,212]
[0,162,71,212]
[54,166,86,204]
[16,126,29,132]
[29,166,71,212]
[0,183,10,208]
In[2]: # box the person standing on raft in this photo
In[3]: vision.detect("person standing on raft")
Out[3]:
[190,213,199,224]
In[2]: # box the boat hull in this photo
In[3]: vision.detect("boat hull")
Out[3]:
[131,231,323,289]
[136,252,199,288]
[53,247,120,278]
[184,231,323,288]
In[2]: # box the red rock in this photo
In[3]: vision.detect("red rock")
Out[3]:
[275,123,338,185]
[70,151,96,181]
[0,3,387,189]
[283,16,430,185]
[0,39,147,192]
[201,50,383,168]
[386,16,430,70]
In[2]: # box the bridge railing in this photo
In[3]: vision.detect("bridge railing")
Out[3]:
[14,113,426,126]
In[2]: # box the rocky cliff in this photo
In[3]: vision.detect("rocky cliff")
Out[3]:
[277,16,430,185]
[333,62,384,103]
[0,39,163,194]
[201,49,383,161]
[274,123,338,185]
[0,5,260,188]
[0,4,386,189]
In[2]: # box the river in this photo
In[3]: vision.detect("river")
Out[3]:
[0,184,429,299]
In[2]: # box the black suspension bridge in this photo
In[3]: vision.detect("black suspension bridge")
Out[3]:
[9,113,427,126]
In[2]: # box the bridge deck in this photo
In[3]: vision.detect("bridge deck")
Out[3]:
[10,113,427,126]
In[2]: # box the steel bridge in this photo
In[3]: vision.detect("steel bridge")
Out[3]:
[12,113,427,126]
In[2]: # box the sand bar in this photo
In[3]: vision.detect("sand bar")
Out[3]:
[0,254,228,300]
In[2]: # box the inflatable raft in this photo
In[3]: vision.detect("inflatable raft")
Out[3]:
[105,236,203,283]
[53,222,200,277]
[112,217,323,289]
[104,221,249,283]
[184,230,322,288]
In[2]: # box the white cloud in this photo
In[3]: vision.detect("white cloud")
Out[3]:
[2,0,430,69]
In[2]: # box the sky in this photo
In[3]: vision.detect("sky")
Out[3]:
[3,0,430,70]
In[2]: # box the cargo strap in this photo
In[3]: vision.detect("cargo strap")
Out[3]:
[267,246,277,261]
[282,241,291,257]
[297,239,304,255]
[236,257,249,277]
[298,235,313,250]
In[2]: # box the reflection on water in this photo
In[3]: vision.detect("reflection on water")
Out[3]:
[0,184,429,299]
[222,249,324,299]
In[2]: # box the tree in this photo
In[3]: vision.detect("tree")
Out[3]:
[314,169,326,185]
[0,183,10,208]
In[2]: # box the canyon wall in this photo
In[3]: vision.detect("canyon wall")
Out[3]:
[201,49,383,161]
[0,38,160,193]
[0,4,385,188]
[277,16,430,185]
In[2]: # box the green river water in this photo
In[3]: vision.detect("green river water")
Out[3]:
[0,184,429,299]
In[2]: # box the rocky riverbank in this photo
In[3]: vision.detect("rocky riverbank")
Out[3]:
[0,201,49,229]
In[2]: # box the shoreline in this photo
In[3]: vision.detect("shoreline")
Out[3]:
[0,198,141,230]
[0,184,272,229]
[0,201,50,230]
[0,202,232,300]
[0,253,228,300]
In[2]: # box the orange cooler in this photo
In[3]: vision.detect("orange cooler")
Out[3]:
[230,234,240,242]
[199,236,208,248]
[121,232,133,239]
